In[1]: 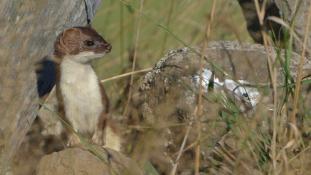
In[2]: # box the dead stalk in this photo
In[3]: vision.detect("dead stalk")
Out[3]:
[170,120,194,175]
[123,0,144,116]
[100,68,152,83]
[254,0,278,174]
[160,0,175,56]
[194,1,216,174]
[290,3,311,134]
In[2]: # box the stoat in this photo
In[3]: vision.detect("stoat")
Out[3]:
[53,26,120,151]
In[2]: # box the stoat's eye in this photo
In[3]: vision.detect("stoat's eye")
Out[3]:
[85,40,95,47]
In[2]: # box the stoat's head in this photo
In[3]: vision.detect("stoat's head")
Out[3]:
[54,27,111,64]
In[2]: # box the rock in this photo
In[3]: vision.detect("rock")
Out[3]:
[127,41,311,174]
[36,147,143,175]
[130,41,311,126]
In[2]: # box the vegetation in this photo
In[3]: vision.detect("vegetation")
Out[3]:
[93,0,251,101]
[89,1,311,174]
[8,1,309,174]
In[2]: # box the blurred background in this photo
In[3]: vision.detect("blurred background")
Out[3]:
[92,0,253,105]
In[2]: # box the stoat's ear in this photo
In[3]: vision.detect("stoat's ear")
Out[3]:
[60,28,81,55]
[54,28,82,58]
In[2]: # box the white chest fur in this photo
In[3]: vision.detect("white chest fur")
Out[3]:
[60,58,103,135]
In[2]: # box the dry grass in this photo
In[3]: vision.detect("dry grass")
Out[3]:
[89,1,311,174]
[92,0,251,105]
[7,1,311,175]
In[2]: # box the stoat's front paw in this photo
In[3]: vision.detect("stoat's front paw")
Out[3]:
[102,126,121,152]
[92,129,105,146]
[92,126,121,151]
[67,134,81,147]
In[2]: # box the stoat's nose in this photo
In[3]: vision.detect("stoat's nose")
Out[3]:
[103,42,112,53]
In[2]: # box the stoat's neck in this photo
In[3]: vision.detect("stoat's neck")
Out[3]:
[60,52,105,65]
[60,58,95,84]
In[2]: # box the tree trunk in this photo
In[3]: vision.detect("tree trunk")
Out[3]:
[238,0,311,58]
[237,0,283,43]
[0,0,100,174]
[275,0,311,57]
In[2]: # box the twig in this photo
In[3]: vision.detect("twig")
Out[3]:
[100,68,152,83]
[159,0,175,56]
[194,1,217,174]
[170,120,193,175]
[254,0,279,174]
[290,3,311,134]
[123,0,145,116]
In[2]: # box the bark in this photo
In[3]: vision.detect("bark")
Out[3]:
[0,0,100,174]
[237,0,283,43]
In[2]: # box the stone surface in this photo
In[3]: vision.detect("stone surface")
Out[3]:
[36,147,143,175]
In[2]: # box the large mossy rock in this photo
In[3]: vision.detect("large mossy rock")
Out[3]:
[36,147,143,175]
[127,41,311,174]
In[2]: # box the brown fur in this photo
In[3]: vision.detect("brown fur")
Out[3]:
[97,84,110,131]
[54,27,111,58]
